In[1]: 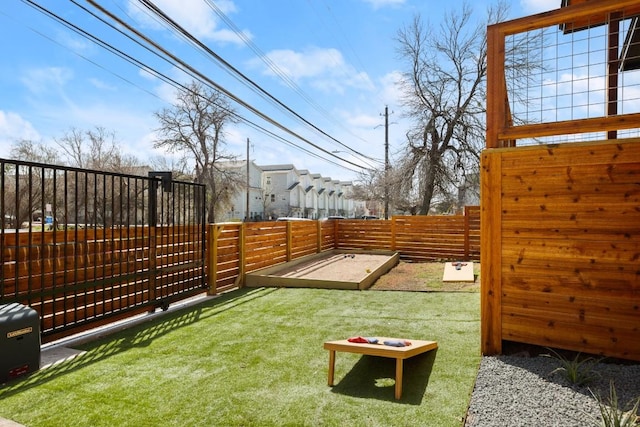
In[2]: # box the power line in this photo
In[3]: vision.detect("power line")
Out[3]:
[136,0,378,168]
[16,0,367,174]
[204,0,373,151]
[84,0,370,170]
[316,0,383,103]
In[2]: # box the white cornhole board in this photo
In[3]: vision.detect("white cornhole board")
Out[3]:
[442,261,475,282]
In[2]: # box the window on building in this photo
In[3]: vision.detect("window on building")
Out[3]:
[266,176,271,185]
[270,194,275,202]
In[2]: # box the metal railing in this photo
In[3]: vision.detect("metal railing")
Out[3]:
[0,158,206,341]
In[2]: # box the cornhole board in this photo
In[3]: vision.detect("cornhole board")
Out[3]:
[324,337,438,400]
[442,261,474,282]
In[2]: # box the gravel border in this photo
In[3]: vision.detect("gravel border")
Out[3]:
[464,355,640,427]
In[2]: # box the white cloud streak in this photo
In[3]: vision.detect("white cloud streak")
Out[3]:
[361,0,406,10]
[126,0,248,45]
[20,67,73,95]
[519,0,559,15]
[0,111,41,153]
[250,47,375,94]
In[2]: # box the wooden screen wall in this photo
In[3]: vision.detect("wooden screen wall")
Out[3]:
[481,139,640,361]
[483,0,640,361]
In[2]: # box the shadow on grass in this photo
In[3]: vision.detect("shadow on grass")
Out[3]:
[0,287,277,398]
[330,349,437,405]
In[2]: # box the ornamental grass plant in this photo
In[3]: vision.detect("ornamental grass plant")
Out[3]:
[545,348,602,386]
[591,381,640,427]
[0,287,481,427]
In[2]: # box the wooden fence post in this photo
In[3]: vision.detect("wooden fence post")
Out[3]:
[486,23,506,148]
[316,220,322,253]
[481,151,503,356]
[207,224,219,295]
[390,216,396,252]
[464,206,471,259]
[286,221,292,261]
[238,222,246,287]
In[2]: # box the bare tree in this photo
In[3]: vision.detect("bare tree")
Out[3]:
[353,161,418,216]
[386,163,421,215]
[55,127,139,172]
[6,141,60,228]
[353,169,383,206]
[54,127,143,226]
[260,185,274,220]
[12,127,140,172]
[154,81,242,223]
[395,2,510,214]
[10,139,61,165]
[10,129,145,228]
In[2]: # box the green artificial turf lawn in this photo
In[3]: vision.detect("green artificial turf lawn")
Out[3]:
[0,287,481,427]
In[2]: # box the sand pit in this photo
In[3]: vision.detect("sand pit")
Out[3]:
[245,250,399,290]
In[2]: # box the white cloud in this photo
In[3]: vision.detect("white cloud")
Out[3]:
[379,71,404,106]
[20,67,73,94]
[138,68,157,81]
[362,0,406,10]
[138,67,190,104]
[343,111,381,129]
[520,0,559,15]
[88,78,117,91]
[56,30,94,55]
[126,0,248,45]
[154,81,180,104]
[0,111,41,153]
[258,48,343,80]
[251,47,375,94]
[225,127,247,151]
[212,28,253,45]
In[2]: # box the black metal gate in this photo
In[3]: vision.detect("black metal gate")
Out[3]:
[0,159,206,342]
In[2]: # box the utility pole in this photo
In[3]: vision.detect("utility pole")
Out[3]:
[245,137,250,222]
[384,106,390,220]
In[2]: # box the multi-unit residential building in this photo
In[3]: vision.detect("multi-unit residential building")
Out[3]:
[220,161,367,221]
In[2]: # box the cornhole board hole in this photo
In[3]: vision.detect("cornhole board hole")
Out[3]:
[442,261,474,282]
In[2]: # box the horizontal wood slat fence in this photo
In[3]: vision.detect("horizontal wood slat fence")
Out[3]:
[208,206,480,293]
[483,0,640,362]
[482,140,640,362]
[1,225,205,343]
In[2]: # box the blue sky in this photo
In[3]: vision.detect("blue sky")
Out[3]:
[0,0,558,181]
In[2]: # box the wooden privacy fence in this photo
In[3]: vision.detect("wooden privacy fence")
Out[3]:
[482,140,640,361]
[483,0,640,362]
[208,206,480,293]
